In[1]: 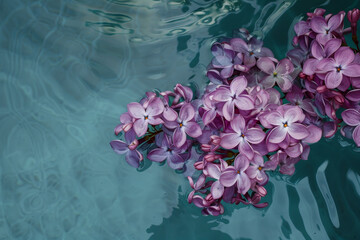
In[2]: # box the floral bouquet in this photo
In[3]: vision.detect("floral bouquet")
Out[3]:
[110,8,360,216]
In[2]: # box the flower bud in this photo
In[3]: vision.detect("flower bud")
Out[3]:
[194,161,204,170]
[316,85,327,93]
[201,144,212,152]
[348,9,360,35]
[256,185,267,197]
[210,135,221,145]
[348,9,360,24]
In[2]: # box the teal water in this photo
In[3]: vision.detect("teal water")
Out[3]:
[1,0,360,239]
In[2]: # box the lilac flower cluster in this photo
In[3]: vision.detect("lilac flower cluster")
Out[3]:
[110,8,360,215]
[291,8,360,145]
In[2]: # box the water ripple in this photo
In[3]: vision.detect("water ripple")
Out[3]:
[316,161,340,228]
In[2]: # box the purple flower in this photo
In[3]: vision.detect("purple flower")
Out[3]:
[212,76,254,120]
[127,98,164,137]
[187,174,208,203]
[211,42,247,78]
[220,155,251,194]
[341,109,360,146]
[205,160,228,199]
[230,37,274,67]
[286,85,316,116]
[302,39,342,76]
[257,57,294,91]
[220,115,265,159]
[245,152,275,185]
[110,130,143,168]
[316,47,360,89]
[147,134,188,169]
[310,14,342,45]
[164,104,202,148]
[172,84,193,107]
[191,195,224,216]
[263,105,309,144]
[160,95,178,121]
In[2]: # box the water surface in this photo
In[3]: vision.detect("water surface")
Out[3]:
[1,0,360,239]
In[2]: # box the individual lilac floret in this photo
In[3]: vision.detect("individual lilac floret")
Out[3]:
[205,160,228,199]
[341,109,360,147]
[246,152,277,185]
[212,76,254,120]
[262,105,309,144]
[310,14,342,45]
[164,104,202,148]
[257,57,294,91]
[220,115,265,159]
[110,130,143,168]
[191,195,224,216]
[220,155,251,194]
[127,98,164,137]
[230,37,274,67]
[316,47,360,89]
[211,42,247,78]
[302,39,342,76]
[147,134,188,169]
[286,85,316,116]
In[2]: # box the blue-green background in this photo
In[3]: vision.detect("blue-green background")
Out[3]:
[1,0,360,239]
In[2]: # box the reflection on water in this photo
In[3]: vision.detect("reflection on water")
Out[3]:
[1,0,360,239]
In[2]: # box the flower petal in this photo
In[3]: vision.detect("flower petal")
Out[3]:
[219,168,237,187]
[353,125,360,147]
[167,153,185,169]
[264,111,283,126]
[257,57,276,74]
[133,118,148,137]
[231,76,247,95]
[334,47,355,66]
[284,106,304,124]
[110,140,128,154]
[173,127,187,148]
[206,163,221,179]
[239,139,254,159]
[343,63,360,77]
[246,128,266,144]
[267,126,287,143]
[163,107,178,121]
[125,150,141,168]
[148,148,167,162]
[127,102,145,119]
[147,98,164,116]
[325,71,342,89]
[310,16,326,34]
[276,58,294,75]
[285,143,303,158]
[236,173,251,194]
[346,89,360,102]
[234,96,254,110]
[179,104,195,122]
[230,115,246,134]
[212,89,231,102]
[287,123,309,140]
[342,109,360,126]
[185,122,202,138]
[220,133,241,149]
[211,181,224,199]
[223,100,235,121]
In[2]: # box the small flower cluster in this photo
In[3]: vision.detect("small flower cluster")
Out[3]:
[110,8,360,216]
